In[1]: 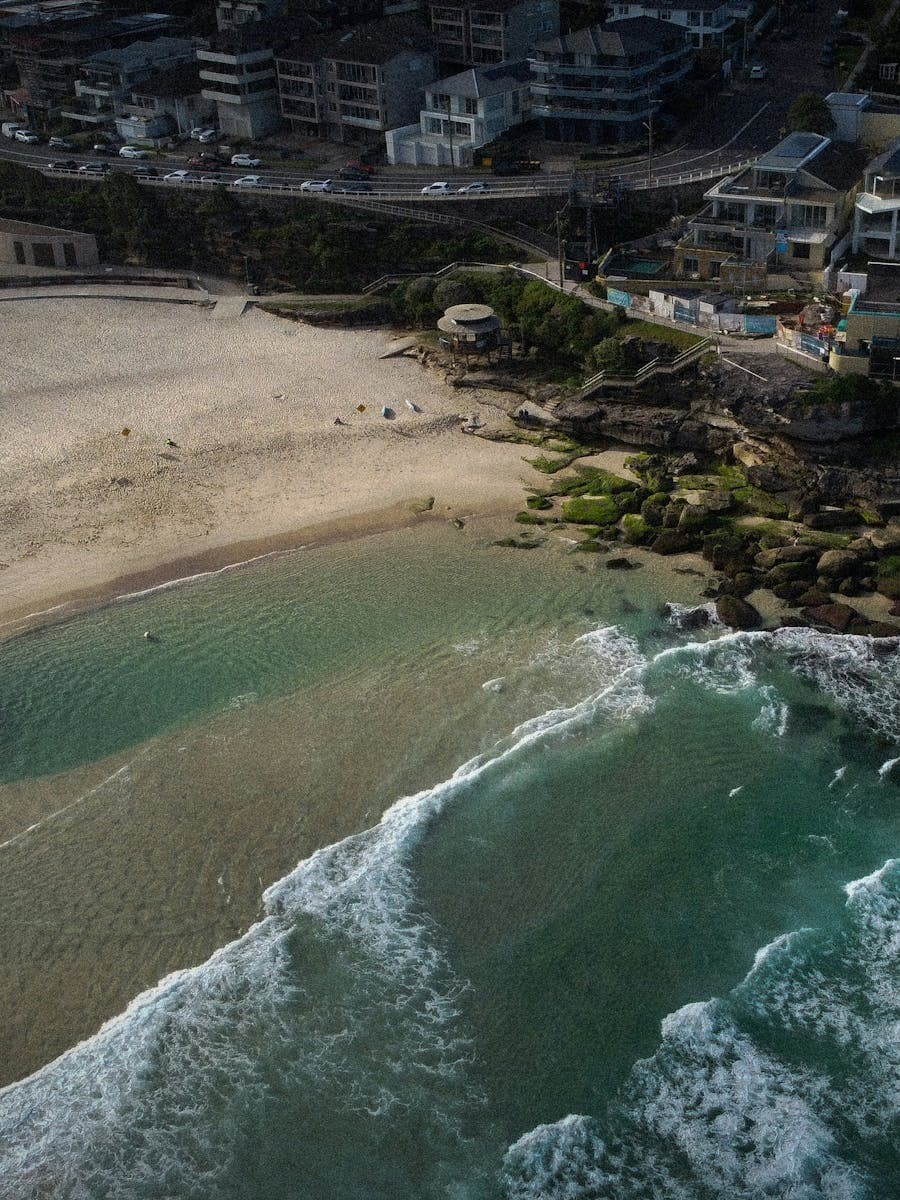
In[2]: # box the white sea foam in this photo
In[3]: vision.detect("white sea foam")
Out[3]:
[877,756,899,780]
[728,785,743,797]
[829,766,847,789]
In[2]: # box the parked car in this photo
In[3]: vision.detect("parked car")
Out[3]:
[190,126,216,140]
[338,166,371,180]
[48,159,78,171]
[187,153,222,167]
[421,181,453,195]
[200,173,224,183]
[334,181,372,193]
[14,129,40,143]
[119,145,149,159]
[197,130,218,144]
[163,169,196,182]
[93,142,116,155]
[344,159,374,175]
[749,64,768,79]
[48,136,75,150]
[231,174,265,187]
[79,162,110,173]
[299,178,333,192]
[457,180,491,194]
[133,165,159,178]
[231,152,261,168]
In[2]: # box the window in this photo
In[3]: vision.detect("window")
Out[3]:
[63,242,77,267]
[33,243,54,267]
[464,97,478,115]
[428,116,443,133]
[683,255,699,273]
[688,10,700,22]
[790,241,811,259]
[790,203,827,228]
[13,241,25,264]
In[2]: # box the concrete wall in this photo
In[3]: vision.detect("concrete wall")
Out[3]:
[0,224,98,269]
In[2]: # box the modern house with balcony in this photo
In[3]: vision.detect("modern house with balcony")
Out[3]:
[852,142,900,262]
[63,37,195,125]
[675,131,864,285]
[529,18,692,144]
[429,0,559,70]
[276,17,436,144]
[829,261,900,379]
[607,0,734,51]
[385,58,530,165]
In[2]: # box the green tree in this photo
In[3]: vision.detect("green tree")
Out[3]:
[590,337,629,374]
[787,92,836,136]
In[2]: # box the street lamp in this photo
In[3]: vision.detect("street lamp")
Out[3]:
[643,83,653,185]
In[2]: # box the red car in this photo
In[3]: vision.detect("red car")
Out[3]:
[345,159,374,175]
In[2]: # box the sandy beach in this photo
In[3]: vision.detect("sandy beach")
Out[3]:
[0,298,531,634]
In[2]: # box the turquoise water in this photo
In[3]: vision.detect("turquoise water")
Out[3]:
[0,522,897,1198]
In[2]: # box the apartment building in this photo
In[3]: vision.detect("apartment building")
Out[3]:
[429,0,558,69]
[63,37,194,124]
[529,18,692,144]
[198,19,286,139]
[607,0,734,50]
[852,142,900,262]
[9,11,176,115]
[276,17,436,144]
[386,57,530,165]
[675,132,864,283]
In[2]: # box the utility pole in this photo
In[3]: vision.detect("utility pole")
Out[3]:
[648,85,654,183]
[556,208,564,286]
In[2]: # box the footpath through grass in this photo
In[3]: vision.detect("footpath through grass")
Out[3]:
[616,319,704,352]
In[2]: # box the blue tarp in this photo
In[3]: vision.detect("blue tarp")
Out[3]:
[607,287,632,309]
[800,332,824,355]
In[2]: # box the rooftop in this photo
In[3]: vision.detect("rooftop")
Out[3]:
[281,16,433,64]
[755,131,830,173]
[84,36,192,70]
[428,59,529,99]
[852,261,900,315]
[534,17,687,57]
[130,61,202,98]
[0,216,92,237]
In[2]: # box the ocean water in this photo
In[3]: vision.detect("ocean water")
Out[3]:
[0,521,897,1199]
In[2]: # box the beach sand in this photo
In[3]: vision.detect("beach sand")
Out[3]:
[0,298,531,634]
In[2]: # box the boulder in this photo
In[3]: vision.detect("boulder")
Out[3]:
[804,510,853,530]
[678,503,715,531]
[732,572,757,596]
[606,556,637,570]
[662,603,711,628]
[755,545,818,570]
[803,602,858,632]
[797,587,832,607]
[816,549,860,579]
[869,526,900,552]
[621,514,652,545]
[715,595,762,629]
[650,530,693,555]
[766,561,816,587]
[773,581,810,602]
[867,622,900,638]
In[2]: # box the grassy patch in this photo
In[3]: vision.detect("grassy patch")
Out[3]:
[525,450,592,473]
[616,320,703,352]
[260,296,372,313]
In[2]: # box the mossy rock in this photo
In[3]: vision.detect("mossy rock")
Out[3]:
[732,572,757,596]
[796,530,853,550]
[622,513,652,545]
[876,564,900,600]
[613,488,647,516]
[716,595,762,629]
[526,494,552,510]
[572,538,605,553]
[408,496,435,513]
[641,499,666,527]
[857,507,885,527]
[732,486,789,519]
[576,466,638,494]
[674,474,722,490]
[716,464,748,490]
[562,495,620,525]
[678,504,717,531]
[515,511,545,525]
[766,561,816,586]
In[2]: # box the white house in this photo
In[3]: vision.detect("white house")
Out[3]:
[607,0,734,50]
[385,58,531,166]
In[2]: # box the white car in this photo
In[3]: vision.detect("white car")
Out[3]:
[749,64,768,79]
[457,180,491,194]
[163,169,195,182]
[421,181,453,195]
[200,173,224,184]
[231,153,261,168]
[231,174,265,187]
[299,178,333,192]
[14,129,40,143]
[119,145,149,159]
[190,126,216,139]
[198,130,219,144]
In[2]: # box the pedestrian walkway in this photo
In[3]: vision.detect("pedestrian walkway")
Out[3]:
[0,282,208,304]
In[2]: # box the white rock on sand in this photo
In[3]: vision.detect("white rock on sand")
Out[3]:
[0,299,530,630]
